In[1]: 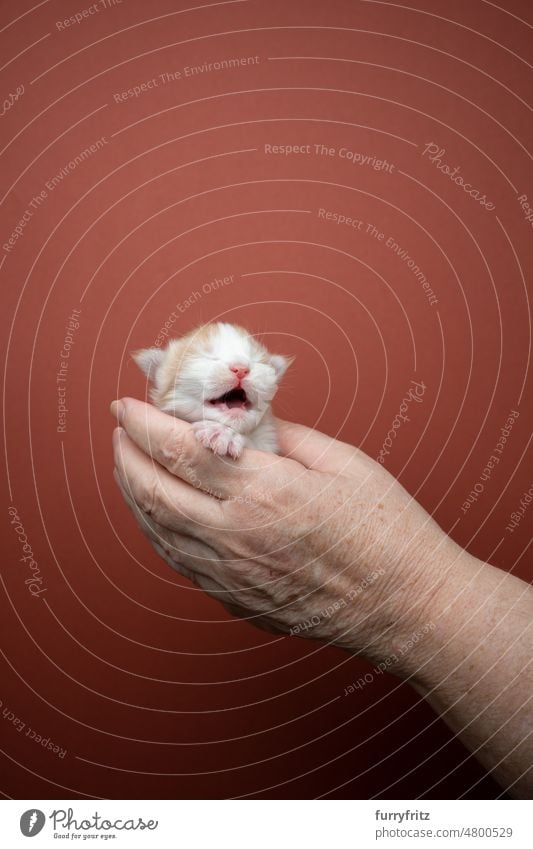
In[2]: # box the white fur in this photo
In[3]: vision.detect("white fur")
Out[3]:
[133,323,291,458]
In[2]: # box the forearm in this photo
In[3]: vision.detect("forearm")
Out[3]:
[404,551,533,797]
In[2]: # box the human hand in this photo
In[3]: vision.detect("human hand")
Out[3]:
[110,399,533,797]
[110,398,460,670]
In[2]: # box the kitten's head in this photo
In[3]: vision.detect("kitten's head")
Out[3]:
[133,322,292,433]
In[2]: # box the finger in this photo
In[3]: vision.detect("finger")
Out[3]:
[114,467,206,555]
[113,426,225,534]
[114,468,230,587]
[150,538,221,594]
[275,418,371,475]
[220,601,286,635]
[150,540,227,596]
[112,397,284,500]
[145,522,237,601]
[150,542,224,597]
[151,539,197,582]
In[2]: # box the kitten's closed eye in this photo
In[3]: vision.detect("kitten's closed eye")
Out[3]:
[133,322,292,458]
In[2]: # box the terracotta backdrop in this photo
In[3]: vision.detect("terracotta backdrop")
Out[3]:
[1,0,532,799]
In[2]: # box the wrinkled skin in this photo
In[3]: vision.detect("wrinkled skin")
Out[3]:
[111,398,458,666]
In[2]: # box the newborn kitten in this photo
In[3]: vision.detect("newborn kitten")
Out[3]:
[133,322,291,458]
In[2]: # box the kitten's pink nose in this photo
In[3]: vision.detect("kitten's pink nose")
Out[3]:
[229,364,249,380]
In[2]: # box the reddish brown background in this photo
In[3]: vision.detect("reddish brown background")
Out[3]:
[1,0,532,799]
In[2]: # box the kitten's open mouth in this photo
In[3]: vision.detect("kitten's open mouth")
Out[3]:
[208,387,251,410]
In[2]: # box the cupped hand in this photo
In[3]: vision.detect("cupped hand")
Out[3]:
[111,398,458,665]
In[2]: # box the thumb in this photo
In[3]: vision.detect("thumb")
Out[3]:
[275,419,368,474]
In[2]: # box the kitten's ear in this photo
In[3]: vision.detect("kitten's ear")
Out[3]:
[270,354,294,380]
[132,347,165,380]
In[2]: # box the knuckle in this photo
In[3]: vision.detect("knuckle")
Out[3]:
[160,423,186,467]
[161,426,201,481]
[152,540,184,572]
[227,479,261,507]
[137,475,162,519]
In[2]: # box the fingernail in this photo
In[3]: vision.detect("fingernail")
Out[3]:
[110,399,124,422]
[113,426,124,446]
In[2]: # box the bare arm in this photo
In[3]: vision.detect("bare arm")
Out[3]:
[111,398,533,797]
[407,552,532,797]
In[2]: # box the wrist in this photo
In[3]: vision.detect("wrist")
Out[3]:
[366,527,475,684]
[388,544,481,687]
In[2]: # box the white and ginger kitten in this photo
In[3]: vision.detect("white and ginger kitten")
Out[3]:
[133,322,292,458]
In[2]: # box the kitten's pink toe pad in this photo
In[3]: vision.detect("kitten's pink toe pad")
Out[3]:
[193,422,244,459]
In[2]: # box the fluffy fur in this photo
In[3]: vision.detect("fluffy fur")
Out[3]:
[133,322,291,458]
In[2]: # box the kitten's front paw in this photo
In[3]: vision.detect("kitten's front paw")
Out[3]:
[193,422,245,459]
